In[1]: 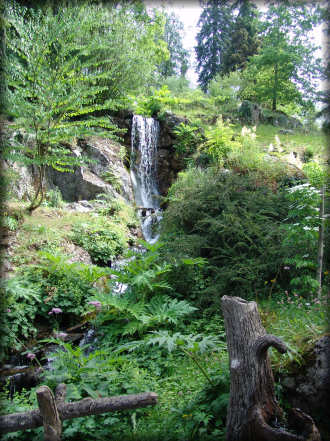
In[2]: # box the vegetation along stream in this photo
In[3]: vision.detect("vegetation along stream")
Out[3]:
[0,0,329,440]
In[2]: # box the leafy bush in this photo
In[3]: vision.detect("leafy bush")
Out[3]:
[204,116,240,165]
[280,183,321,296]
[173,122,203,156]
[0,276,42,360]
[44,188,64,208]
[71,219,127,266]
[161,168,292,309]
[134,85,177,117]
[22,252,107,323]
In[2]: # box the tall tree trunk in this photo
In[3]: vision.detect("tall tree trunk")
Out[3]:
[272,63,278,111]
[28,165,46,213]
[221,295,320,441]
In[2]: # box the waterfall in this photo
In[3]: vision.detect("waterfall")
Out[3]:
[130,115,161,243]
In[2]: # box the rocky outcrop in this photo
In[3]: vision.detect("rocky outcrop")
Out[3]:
[5,110,187,204]
[280,335,330,438]
[46,136,134,203]
[239,100,303,129]
[239,100,263,125]
[156,111,187,196]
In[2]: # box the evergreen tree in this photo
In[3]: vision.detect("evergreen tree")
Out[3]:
[195,0,233,92]
[159,12,189,78]
[240,0,324,111]
[221,0,260,75]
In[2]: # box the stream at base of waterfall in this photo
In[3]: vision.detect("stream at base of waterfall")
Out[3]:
[1,115,163,393]
[130,114,162,244]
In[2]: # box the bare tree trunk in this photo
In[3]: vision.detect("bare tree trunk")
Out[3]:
[221,295,320,441]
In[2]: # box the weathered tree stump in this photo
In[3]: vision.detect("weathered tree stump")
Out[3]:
[221,295,320,441]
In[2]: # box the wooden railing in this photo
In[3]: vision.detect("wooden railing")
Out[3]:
[0,383,158,441]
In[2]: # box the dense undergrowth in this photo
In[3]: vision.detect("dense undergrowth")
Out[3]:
[1,146,328,440]
[1,3,328,437]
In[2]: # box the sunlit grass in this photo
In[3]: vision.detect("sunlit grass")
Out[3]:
[258,295,328,373]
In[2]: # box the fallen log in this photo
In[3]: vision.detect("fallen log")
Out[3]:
[221,295,320,441]
[0,389,158,435]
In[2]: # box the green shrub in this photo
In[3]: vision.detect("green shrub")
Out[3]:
[173,122,203,156]
[22,253,106,323]
[71,219,127,266]
[0,276,42,360]
[134,85,177,117]
[161,168,292,309]
[44,188,64,208]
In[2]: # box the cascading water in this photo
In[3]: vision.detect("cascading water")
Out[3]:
[130,115,161,243]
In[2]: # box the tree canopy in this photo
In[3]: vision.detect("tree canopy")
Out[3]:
[2,0,168,211]
[195,0,233,92]
[240,1,324,111]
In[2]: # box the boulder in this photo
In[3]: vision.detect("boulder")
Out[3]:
[280,335,330,438]
[264,110,303,129]
[46,136,134,203]
[239,100,263,125]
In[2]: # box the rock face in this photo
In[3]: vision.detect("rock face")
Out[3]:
[239,100,303,129]
[156,112,187,196]
[280,335,330,438]
[46,136,134,203]
[6,111,187,204]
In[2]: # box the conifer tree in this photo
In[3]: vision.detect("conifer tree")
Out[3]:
[221,0,260,75]
[195,0,233,92]
[159,12,189,78]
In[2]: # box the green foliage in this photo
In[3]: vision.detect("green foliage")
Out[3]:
[134,85,177,117]
[3,2,125,211]
[91,292,196,339]
[221,0,260,75]
[259,295,326,372]
[240,1,323,110]
[71,219,127,266]
[159,11,189,78]
[173,122,203,156]
[2,214,19,231]
[195,0,233,91]
[100,170,122,193]
[204,116,240,165]
[44,188,64,208]
[161,168,292,308]
[302,161,327,188]
[280,183,320,296]
[176,365,230,440]
[0,276,41,360]
[208,71,242,115]
[23,252,105,320]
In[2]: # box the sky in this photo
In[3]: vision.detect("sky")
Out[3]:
[145,0,327,90]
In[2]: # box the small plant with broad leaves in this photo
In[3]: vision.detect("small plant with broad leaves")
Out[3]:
[281,183,321,296]
[0,276,42,360]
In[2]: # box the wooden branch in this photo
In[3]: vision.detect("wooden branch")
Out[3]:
[0,392,158,435]
[36,386,62,441]
[254,334,287,362]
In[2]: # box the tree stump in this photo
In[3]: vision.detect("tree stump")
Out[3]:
[221,295,320,441]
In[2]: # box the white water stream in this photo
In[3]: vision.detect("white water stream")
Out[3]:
[130,115,162,243]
